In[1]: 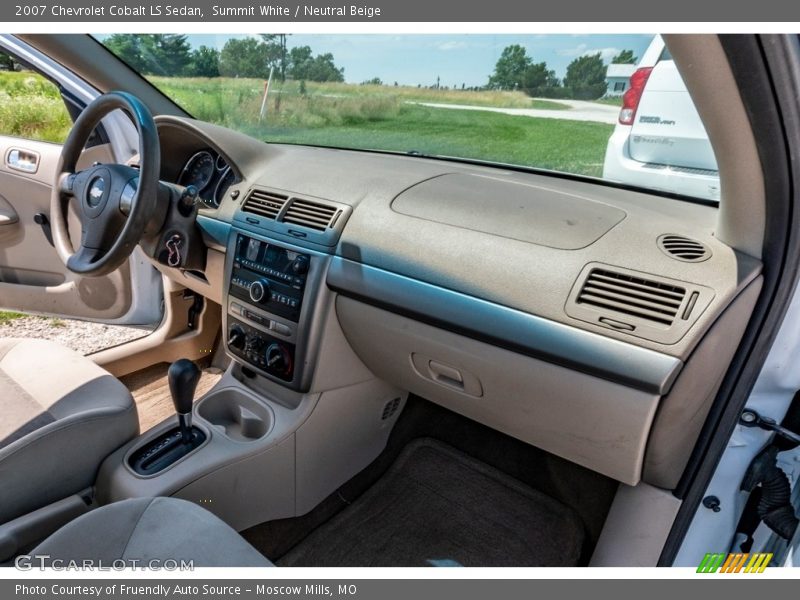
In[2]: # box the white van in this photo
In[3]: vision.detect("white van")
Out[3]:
[603,35,721,201]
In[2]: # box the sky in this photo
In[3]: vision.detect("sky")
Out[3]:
[98,34,656,86]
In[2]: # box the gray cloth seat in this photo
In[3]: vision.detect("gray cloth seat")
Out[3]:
[32,497,272,567]
[0,338,139,524]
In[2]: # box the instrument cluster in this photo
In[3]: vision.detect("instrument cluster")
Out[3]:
[178,149,238,208]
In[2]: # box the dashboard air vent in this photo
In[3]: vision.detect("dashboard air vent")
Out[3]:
[658,234,711,262]
[576,268,686,327]
[381,397,402,421]
[242,189,288,220]
[282,198,338,231]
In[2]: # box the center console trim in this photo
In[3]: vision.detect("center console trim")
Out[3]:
[222,227,332,392]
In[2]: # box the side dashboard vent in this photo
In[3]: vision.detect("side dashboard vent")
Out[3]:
[282,198,338,231]
[381,397,402,421]
[576,268,686,327]
[242,189,288,220]
[658,234,712,263]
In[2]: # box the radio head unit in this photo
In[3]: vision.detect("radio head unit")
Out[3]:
[225,233,325,387]
[229,234,310,322]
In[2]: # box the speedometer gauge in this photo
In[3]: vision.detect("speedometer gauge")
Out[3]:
[179,150,215,191]
[214,167,237,207]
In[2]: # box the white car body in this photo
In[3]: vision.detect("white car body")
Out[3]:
[603,35,721,202]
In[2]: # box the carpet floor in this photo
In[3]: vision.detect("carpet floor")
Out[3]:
[278,438,584,567]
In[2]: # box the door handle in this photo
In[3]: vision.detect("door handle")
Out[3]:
[0,212,17,226]
[6,148,39,174]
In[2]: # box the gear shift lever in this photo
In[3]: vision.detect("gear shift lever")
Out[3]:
[168,359,201,444]
[127,358,207,475]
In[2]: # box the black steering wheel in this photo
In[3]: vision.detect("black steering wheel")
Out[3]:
[51,92,160,277]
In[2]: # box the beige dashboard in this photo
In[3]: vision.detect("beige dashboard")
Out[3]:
[150,115,763,489]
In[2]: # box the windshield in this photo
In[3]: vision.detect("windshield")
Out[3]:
[95,34,720,201]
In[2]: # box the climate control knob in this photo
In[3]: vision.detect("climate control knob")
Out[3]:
[248,279,270,303]
[227,324,245,350]
[264,342,292,376]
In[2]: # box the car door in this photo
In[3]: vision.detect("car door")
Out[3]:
[0,42,162,325]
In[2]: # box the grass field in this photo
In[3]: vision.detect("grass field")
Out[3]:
[150,77,570,112]
[0,71,613,177]
[593,96,624,106]
[262,105,611,175]
[0,71,72,142]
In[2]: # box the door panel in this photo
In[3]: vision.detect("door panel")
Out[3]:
[0,135,148,322]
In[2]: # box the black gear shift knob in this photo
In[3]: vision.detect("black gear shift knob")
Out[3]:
[168,359,201,414]
[168,359,200,442]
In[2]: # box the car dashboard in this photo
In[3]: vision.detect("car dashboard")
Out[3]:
[150,115,763,489]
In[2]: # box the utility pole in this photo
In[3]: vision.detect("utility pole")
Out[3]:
[280,34,287,81]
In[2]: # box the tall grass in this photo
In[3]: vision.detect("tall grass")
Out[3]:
[281,80,558,108]
[0,71,571,145]
[0,72,71,143]
[0,71,610,177]
[151,76,405,131]
[148,76,569,133]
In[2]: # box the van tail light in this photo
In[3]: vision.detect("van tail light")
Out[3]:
[619,67,653,125]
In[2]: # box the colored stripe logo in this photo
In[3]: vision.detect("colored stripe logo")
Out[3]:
[697,553,772,573]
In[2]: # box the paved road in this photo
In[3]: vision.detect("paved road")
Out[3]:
[410,98,620,125]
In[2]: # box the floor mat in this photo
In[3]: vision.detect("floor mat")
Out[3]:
[278,438,585,567]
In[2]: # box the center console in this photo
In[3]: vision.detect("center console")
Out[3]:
[223,231,328,391]
[96,193,405,536]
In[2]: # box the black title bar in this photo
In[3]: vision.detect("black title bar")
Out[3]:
[4,0,800,22]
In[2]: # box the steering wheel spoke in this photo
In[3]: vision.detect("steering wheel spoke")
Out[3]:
[57,171,77,197]
[66,245,100,272]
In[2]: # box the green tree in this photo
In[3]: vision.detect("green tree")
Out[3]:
[147,34,192,76]
[488,44,559,96]
[219,38,272,78]
[611,49,637,64]
[521,62,559,95]
[488,44,529,90]
[103,34,150,73]
[361,77,382,85]
[287,45,314,80]
[286,46,344,82]
[259,34,286,77]
[268,34,289,81]
[563,53,607,100]
[306,53,344,82]
[103,34,192,75]
[0,51,17,71]
[190,46,220,77]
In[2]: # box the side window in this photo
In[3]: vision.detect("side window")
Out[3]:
[0,50,73,144]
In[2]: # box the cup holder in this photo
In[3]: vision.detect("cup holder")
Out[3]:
[196,388,273,442]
